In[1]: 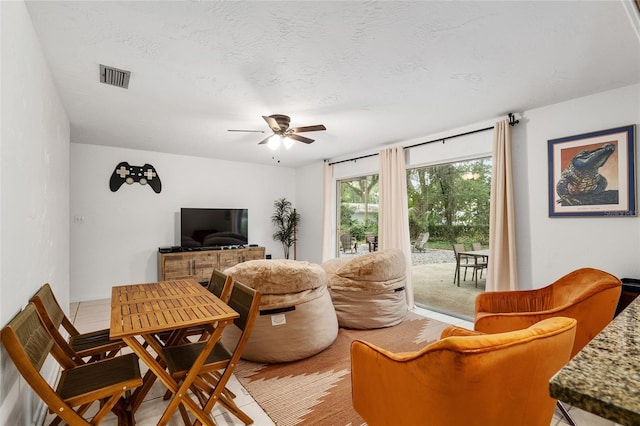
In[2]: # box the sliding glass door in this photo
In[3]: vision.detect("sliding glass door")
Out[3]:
[408,157,491,318]
[333,157,490,319]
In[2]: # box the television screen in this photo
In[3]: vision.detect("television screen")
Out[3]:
[181,208,248,248]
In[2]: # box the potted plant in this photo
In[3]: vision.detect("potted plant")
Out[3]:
[271,198,300,259]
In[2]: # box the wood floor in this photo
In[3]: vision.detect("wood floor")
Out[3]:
[55,300,615,426]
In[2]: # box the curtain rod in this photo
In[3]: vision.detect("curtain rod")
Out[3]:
[327,113,518,166]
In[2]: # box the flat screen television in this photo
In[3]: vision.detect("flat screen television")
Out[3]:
[180,208,248,248]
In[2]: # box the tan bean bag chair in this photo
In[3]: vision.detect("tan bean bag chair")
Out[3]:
[323,249,408,329]
[222,259,338,363]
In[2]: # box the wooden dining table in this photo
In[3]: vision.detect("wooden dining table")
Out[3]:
[110,278,238,425]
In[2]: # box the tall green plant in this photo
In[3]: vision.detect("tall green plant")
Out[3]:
[271,198,301,259]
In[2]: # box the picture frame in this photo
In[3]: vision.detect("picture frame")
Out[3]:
[548,124,636,217]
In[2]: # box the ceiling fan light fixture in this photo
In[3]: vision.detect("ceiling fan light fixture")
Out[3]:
[267,134,282,150]
[282,136,295,150]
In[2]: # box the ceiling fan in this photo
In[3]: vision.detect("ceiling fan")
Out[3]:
[228,114,326,149]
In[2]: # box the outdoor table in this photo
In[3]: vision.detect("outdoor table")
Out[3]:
[110,278,238,425]
[456,249,489,286]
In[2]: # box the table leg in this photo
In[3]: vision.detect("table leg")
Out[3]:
[123,336,216,426]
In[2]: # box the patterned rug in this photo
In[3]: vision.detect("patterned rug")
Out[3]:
[234,312,450,426]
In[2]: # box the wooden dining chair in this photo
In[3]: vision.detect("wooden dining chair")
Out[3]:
[30,283,126,365]
[1,303,142,425]
[162,280,261,425]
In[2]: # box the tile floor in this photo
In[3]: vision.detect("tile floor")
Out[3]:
[59,300,616,426]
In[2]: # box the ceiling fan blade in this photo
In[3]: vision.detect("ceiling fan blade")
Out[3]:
[288,133,314,144]
[262,115,281,132]
[228,129,265,133]
[258,134,274,145]
[290,124,326,133]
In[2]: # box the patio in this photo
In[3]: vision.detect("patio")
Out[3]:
[340,246,486,320]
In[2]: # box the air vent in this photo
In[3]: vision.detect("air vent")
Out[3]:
[99,64,130,89]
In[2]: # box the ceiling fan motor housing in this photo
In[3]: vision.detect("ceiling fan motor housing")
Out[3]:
[269,114,291,132]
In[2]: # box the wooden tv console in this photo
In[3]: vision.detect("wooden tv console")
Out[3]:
[158,246,265,283]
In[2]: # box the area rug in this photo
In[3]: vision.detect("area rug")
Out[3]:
[234,312,450,426]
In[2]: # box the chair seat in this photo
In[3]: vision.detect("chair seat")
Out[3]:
[164,341,232,375]
[69,328,124,354]
[57,352,142,404]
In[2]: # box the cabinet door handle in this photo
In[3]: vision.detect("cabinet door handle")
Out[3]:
[193,260,197,274]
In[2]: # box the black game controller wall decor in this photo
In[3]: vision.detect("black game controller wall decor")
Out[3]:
[109,162,162,193]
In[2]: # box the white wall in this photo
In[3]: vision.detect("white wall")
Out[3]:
[70,143,296,301]
[515,83,640,288]
[294,161,324,264]
[0,1,70,424]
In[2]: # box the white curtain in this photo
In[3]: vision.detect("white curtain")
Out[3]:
[378,147,414,307]
[487,120,519,291]
[321,161,335,262]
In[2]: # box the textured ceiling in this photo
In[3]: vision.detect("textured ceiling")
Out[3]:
[25,1,640,167]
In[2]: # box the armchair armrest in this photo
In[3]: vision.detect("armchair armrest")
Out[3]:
[440,325,485,338]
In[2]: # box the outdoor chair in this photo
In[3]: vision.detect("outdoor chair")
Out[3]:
[470,242,488,285]
[475,267,622,424]
[471,242,486,258]
[412,233,430,252]
[30,283,126,365]
[452,243,475,284]
[365,232,378,252]
[351,317,577,426]
[1,303,142,425]
[340,232,356,253]
[162,280,261,425]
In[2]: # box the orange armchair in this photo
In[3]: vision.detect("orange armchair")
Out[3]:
[351,317,577,426]
[475,267,621,358]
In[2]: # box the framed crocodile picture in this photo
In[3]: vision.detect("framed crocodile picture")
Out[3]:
[548,124,636,217]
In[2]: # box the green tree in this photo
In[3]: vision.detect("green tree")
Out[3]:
[341,175,379,224]
[407,158,491,245]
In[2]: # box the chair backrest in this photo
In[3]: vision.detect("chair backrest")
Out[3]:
[30,283,83,365]
[227,280,261,334]
[415,233,429,246]
[208,269,233,303]
[471,242,482,251]
[351,316,577,426]
[452,243,465,255]
[340,232,351,245]
[30,283,75,333]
